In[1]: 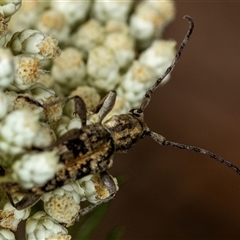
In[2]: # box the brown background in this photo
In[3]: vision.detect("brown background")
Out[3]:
[93,2,240,240]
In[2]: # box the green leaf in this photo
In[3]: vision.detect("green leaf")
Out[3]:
[106,226,124,240]
[70,203,108,240]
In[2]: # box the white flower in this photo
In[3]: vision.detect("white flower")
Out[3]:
[0,109,41,154]
[105,20,130,36]
[104,32,135,70]
[42,182,82,227]
[72,19,104,58]
[87,46,120,92]
[0,194,31,231]
[24,83,56,104]
[0,48,15,89]
[64,86,100,118]
[26,211,71,240]
[117,61,157,108]
[130,1,168,49]
[91,0,133,23]
[139,40,176,83]
[77,173,118,204]
[0,0,21,19]
[8,0,48,33]
[51,0,91,28]
[51,47,86,92]
[12,151,62,189]
[12,55,41,90]
[7,29,61,60]
[0,227,15,240]
[144,0,175,24]
[37,9,70,44]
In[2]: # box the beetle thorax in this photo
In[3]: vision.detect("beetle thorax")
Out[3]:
[103,113,147,152]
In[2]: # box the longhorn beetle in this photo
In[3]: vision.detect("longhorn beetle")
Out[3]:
[3,15,240,217]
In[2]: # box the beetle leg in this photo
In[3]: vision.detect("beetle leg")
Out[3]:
[7,192,41,210]
[89,91,117,123]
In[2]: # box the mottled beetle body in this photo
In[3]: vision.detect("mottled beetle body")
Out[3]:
[4,15,240,215]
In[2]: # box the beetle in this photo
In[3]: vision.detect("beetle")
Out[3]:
[3,15,240,216]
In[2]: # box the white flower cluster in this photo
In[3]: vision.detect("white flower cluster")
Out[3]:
[0,0,177,239]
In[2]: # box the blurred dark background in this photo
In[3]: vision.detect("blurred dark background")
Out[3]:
[92,2,240,240]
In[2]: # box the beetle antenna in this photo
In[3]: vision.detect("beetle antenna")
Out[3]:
[136,15,194,114]
[149,131,240,175]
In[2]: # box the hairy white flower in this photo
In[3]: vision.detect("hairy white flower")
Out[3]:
[12,55,41,90]
[87,46,120,92]
[37,9,70,44]
[72,19,104,58]
[0,194,31,231]
[0,227,15,240]
[7,29,61,60]
[51,0,91,28]
[104,32,135,70]
[42,182,82,227]
[12,151,62,189]
[52,47,86,92]
[139,40,176,84]
[26,211,71,240]
[0,48,15,89]
[91,0,133,23]
[117,61,157,108]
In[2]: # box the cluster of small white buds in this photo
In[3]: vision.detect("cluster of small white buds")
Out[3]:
[26,211,71,240]
[0,0,178,238]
